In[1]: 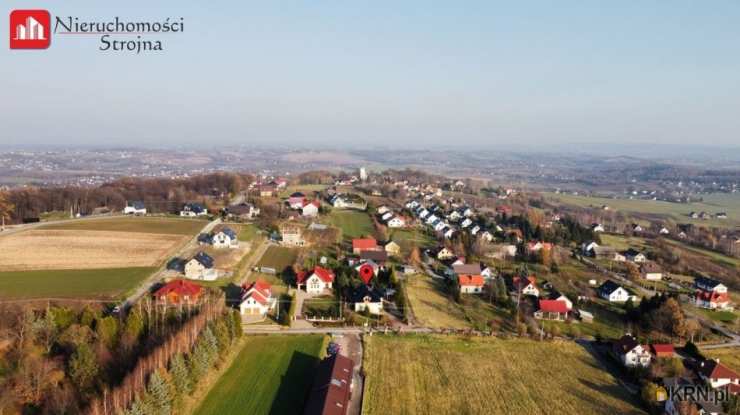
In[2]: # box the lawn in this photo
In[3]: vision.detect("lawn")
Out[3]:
[39,217,205,235]
[257,246,298,272]
[599,234,649,252]
[546,192,740,228]
[302,295,339,318]
[363,335,645,415]
[237,223,261,241]
[702,347,740,373]
[405,274,470,328]
[328,210,375,240]
[193,335,327,415]
[390,228,435,253]
[0,267,157,300]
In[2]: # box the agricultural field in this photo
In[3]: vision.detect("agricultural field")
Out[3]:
[0,267,156,300]
[405,274,472,328]
[257,246,298,272]
[702,347,740,373]
[0,230,185,271]
[389,227,435,254]
[328,210,375,240]
[193,335,326,415]
[39,216,206,235]
[363,335,645,415]
[598,234,649,252]
[546,192,740,227]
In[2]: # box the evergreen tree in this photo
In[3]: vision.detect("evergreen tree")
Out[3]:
[69,343,99,393]
[146,370,173,415]
[169,353,191,396]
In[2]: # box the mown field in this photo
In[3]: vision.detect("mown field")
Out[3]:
[362,335,645,415]
[257,246,298,272]
[546,192,740,227]
[405,274,472,328]
[0,267,156,300]
[328,210,375,239]
[193,335,326,415]
[390,228,435,254]
[39,216,206,235]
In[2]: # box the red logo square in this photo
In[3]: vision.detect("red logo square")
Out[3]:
[9,10,51,49]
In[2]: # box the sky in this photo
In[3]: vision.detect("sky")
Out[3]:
[1,1,739,150]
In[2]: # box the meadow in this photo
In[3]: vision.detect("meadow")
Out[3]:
[0,267,156,300]
[257,246,298,272]
[39,216,206,235]
[193,335,326,415]
[328,210,375,240]
[702,347,740,373]
[362,335,645,415]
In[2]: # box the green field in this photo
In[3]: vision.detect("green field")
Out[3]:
[237,223,261,241]
[40,217,205,235]
[328,210,375,239]
[547,192,740,227]
[194,335,327,415]
[702,347,740,373]
[0,267,156,300]
[363,335,645,415]
[257,246,298,271]
[390,228,435,253]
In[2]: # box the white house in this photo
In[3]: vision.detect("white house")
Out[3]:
[352,285,383,315]
[659,227,670,235]
[598,281,630,302]
[613,334,651,368]
[581,241,599,256]
[381,212,393,221]
[239,280,276,316]
[387,217,405,228]
[458,275,485,294]
[480,231,494,242]
[123,201,146,215]
[297,266,335,294]
[211,227,239,249]
[437,247,455,260]
[184,252,217,281]
[180,203,208,217]
[461,218,473,229]
[548,291,573,311]
[434,221,447,232]
[444,228,455,239]
[698,359,740,389]
[301,200,320,217]
[514,276,539,297]
[591,223,605,233]
[377,206,390,215]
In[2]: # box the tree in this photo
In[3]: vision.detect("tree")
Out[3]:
[145,370,173,415]
[169,353,191,396]
[641,381,659,407]
[0,191,14,229]
[68,343,99,393]
[96,315,120,349]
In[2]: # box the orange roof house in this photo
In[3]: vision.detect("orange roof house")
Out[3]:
[154,279,203,305]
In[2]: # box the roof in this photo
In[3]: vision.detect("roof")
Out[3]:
[183,203,206,213]
[360,250,388,263]
[290,192,306,198]
[227,202,255,215]
[513,275,537,289]
[613,334,641,354]
[303,354,354,415]
[695,276,722,290]
[350,285,382,303]
[458,274,485,287]
[452,263,481,275]
[242,280,272,305]
[129,201,145,209]
[192,252,214,268]
[650,344,675,355]
[216,226,237,239]
[699,359,739,380]
[352,238,378,251]
[538,300,568,313]
[299,266,335,284]
[598,280,623,295]
[154,279,203,298]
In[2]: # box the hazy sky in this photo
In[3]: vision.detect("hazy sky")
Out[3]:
[1,1,739,149]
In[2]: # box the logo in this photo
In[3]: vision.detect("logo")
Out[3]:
[9,9,50,49]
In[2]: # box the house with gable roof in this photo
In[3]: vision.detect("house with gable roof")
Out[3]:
[297,266,336,294]
[239,279,276,316]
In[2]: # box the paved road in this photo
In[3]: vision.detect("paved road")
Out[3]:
[119,218,221,310]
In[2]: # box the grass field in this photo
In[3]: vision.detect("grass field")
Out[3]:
[702,347,740,373]
[257,246,298,272]
[328,210,375,240]
[0,267,156,300]
[237,223,261,241]
[547,192,740,227]
[390,228,435,253]
[363,335,645,415]
[194,335,326,415]
[39,216,205,235]
[405,274,472,328]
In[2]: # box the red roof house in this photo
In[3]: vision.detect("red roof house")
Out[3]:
[297,266,336,294]
[352,238,379,254]
[154,279,203,304]
[650,344,675,358]
[458,274,485,294]
[535,300,569,320]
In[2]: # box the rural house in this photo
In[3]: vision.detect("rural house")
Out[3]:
[301,200,321,217]
[698,359,740,390]
[612,334,651,368]
[297,266,335,294]
[513,275,540,297]
[384,241,401,257]
[154,279,203,305]
[280,223,305,247]
[387,217,405,228]
[622,248,647,263]
[184,252,216,281]
[211,227,239,249]
[436,247,455,260]
[351,285,384,314]
[694,276,730,310]
[288,192,307,209]
[303,354,354,415]
[650,344,675,359]
[352,237,379,254]
[225,202,259,220]
[547,290,573,311]
[123,201,146,215]
[535,300,569,321]
[598,280,630,302]
[180,203,208,217]
[458,274,485,294]
[239,279,276,317]
[639,262,663,281]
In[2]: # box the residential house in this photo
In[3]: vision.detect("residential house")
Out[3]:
[623,248,647,263]
[598,280,630,302]
[360,250,388,264]
[513,275,539,297]
[387,217,405,228]
[239,280,276,316]
[297,266,335,294]
[694,276,730,310]
[211,227,239,249]
[288,192,307,209]
[526,241,553,254]
[351,285,384,314]
[436,247,455,261]
[659,227,670,235]
[184,252,216,281]
[303,354,354,415]
[548,290,573,311]
[591,223,605,233]
[352,238,379,254]
[650,344,675,359]
[612,334,651,368]
[123,201,146,215]
[535,300,569,321]
[481,266,496,280]
[225,202,259,220]
[458,274,485,294]
[301,200,321,217]
[331,194,367,210]
[280,223,305,247]
[698,359,740,390]
[154,279,203,305]
[180,203,208,217]
[452,263,482,276]
[581,241,599,256]
[460,218,473,229]
[384,241,401,257]
[640,262,663,281]
[444,228,456,239]
[377,206,390,215]
[259,185,277,197]
[631,224,643,233]
[380,212,393,222]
